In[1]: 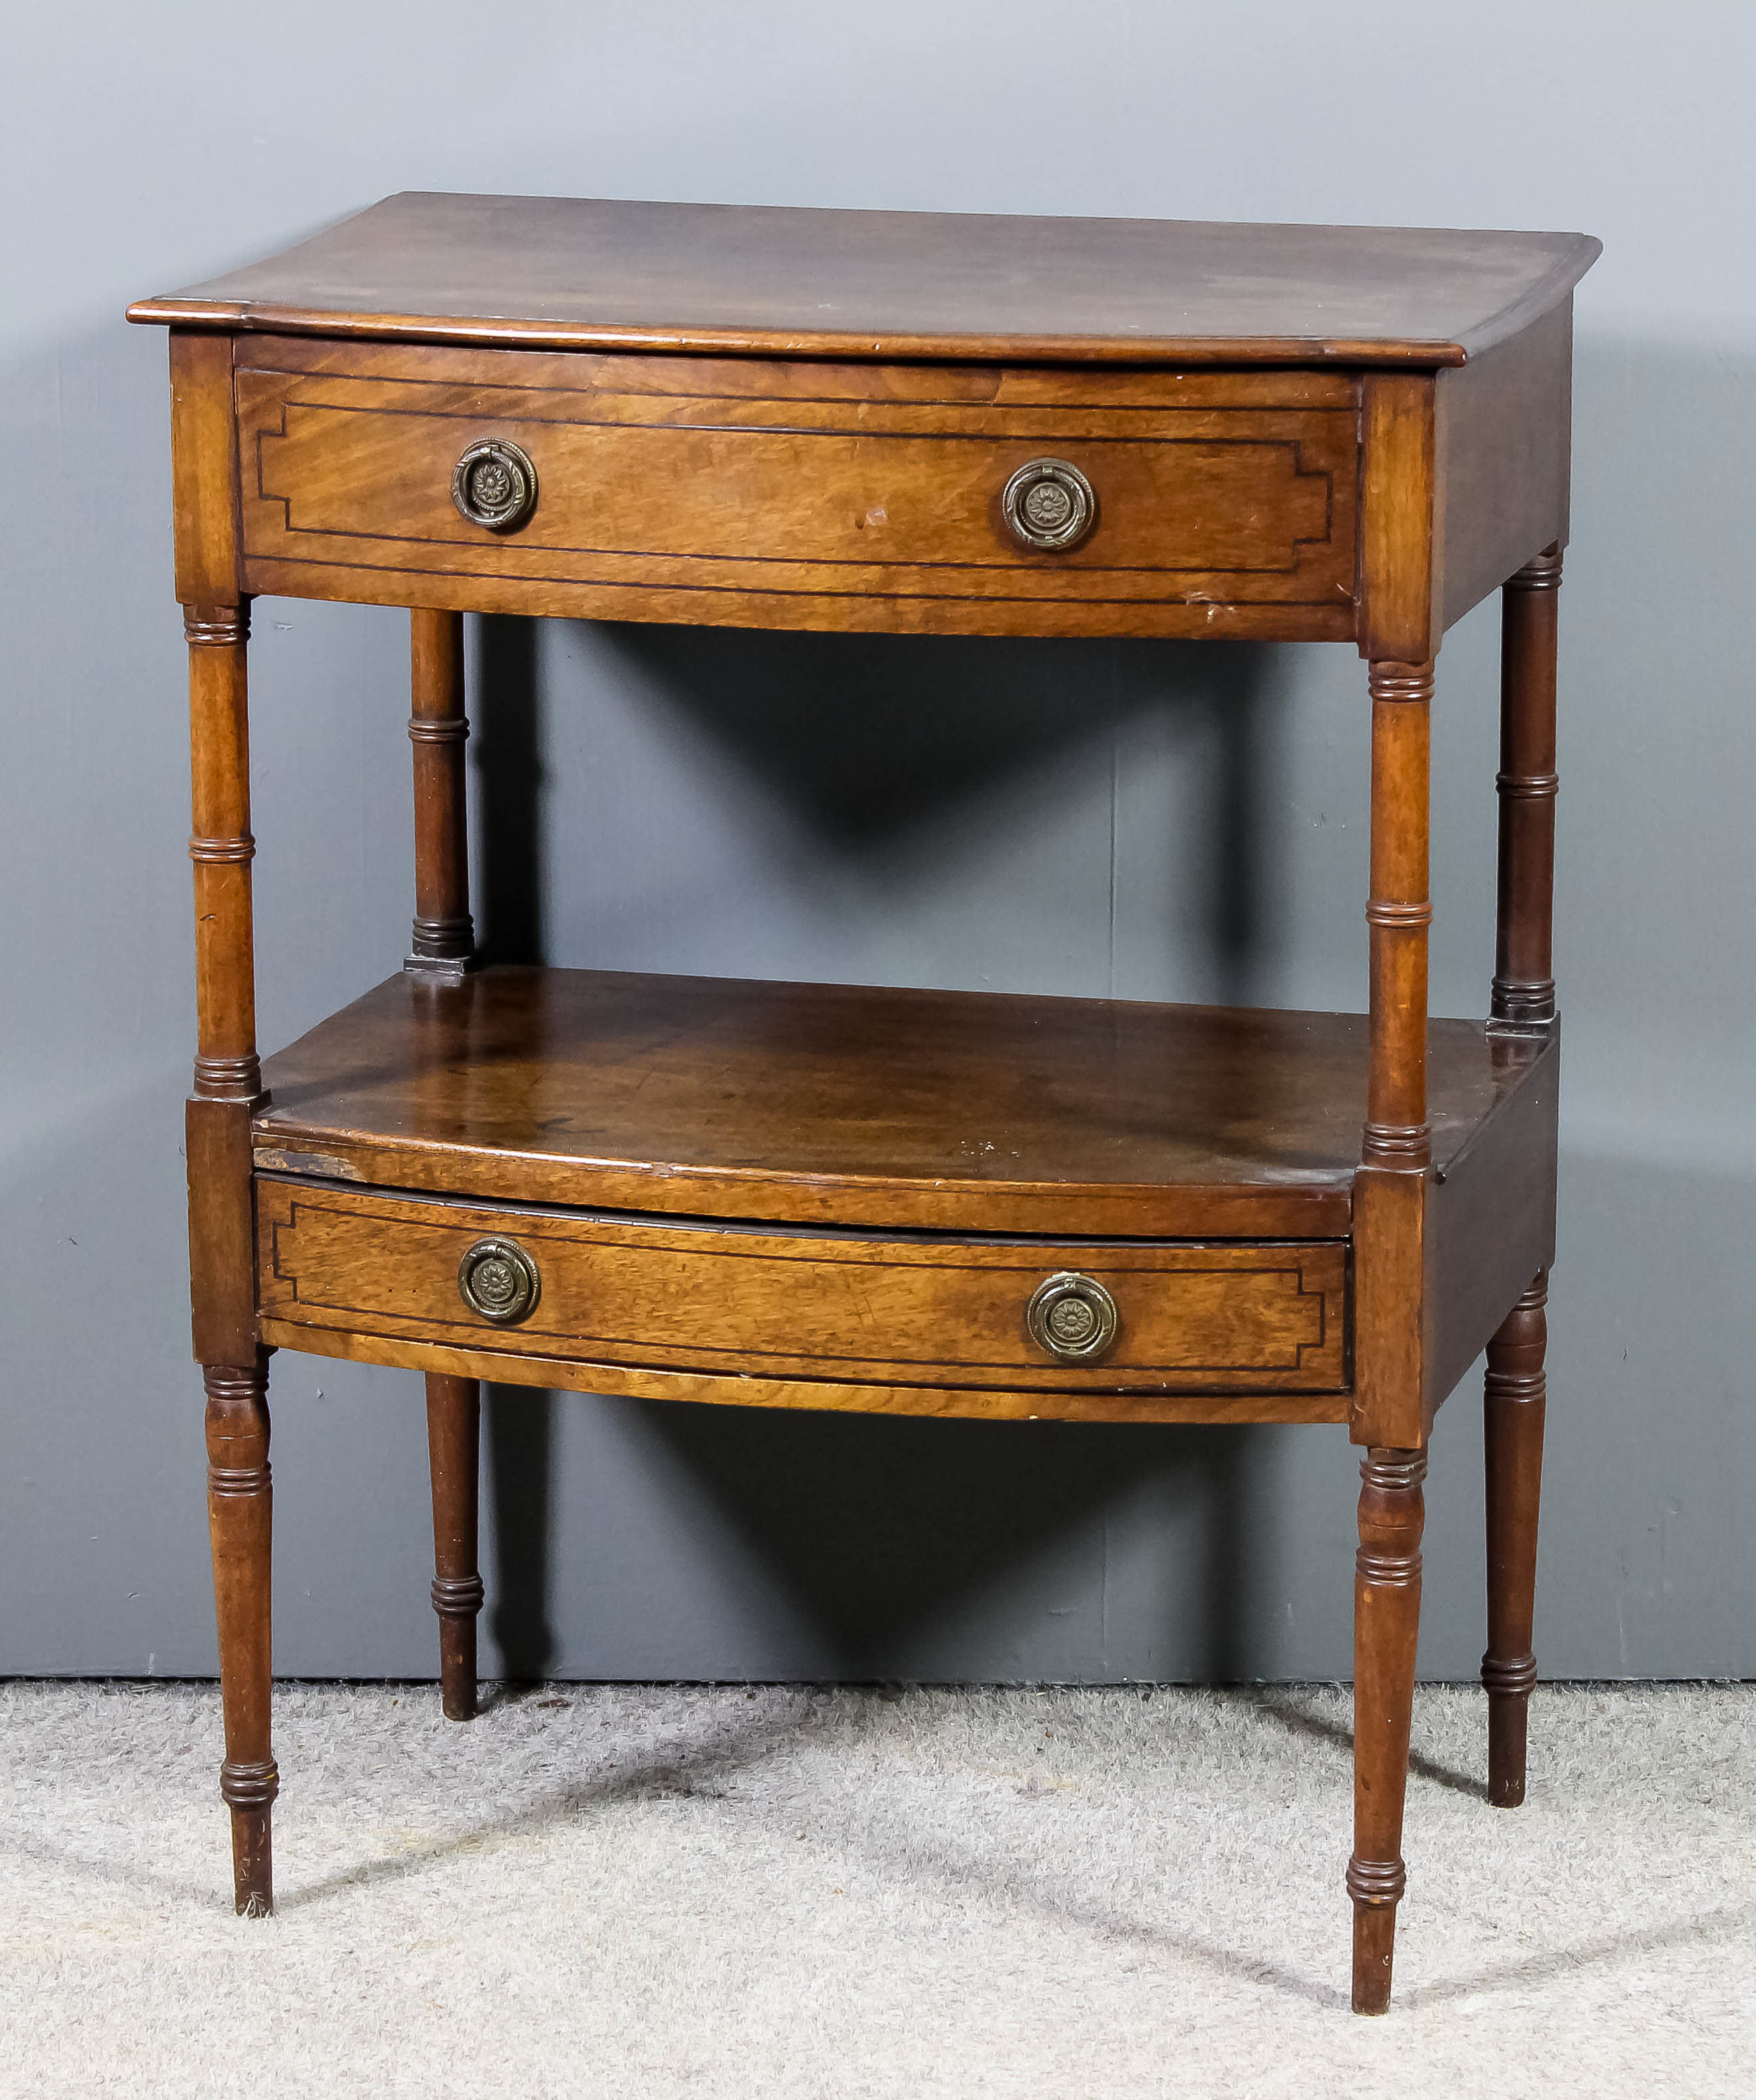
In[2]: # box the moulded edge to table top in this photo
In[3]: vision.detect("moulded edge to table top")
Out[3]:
[119,298,1584,369]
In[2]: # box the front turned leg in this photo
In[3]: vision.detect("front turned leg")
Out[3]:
[206,1354,277,1915]
[426,1374,484,1720]
[1483,1274,1547,1806]
[1349,1446,1426,2014]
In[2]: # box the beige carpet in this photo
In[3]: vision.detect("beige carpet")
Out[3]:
[1,1681,1751,2097]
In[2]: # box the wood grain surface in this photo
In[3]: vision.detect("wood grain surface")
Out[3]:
[249,967,1554,1240]
[257,1179,1349,1400]
[232,339,1357,637]
[129,193,1599,368]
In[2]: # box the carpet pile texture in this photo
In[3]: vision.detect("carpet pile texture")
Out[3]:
[1,1680,1751,2097]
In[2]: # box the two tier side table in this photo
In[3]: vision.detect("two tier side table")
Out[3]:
[131,194,1599,2013]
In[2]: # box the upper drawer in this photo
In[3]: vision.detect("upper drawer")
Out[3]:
[234,340,1359,639]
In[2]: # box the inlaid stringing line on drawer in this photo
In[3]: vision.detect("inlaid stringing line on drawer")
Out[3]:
[1294,1256,1331,1366]
[249,423,1343,581]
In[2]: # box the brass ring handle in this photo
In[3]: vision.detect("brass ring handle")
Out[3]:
[1001,458,1097,551]
[458,1237,541,1324]
[1026,1271,1119,1360]
[452,439,539,531]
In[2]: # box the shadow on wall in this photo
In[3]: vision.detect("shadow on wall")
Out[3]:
[604,621,1268,911]
[470,614,1286,1681]
[472,614,557,1679]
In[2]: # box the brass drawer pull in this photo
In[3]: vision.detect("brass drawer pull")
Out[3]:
[1026,1271,1118,1360]
[458,1237,541,1323]
[452,438,539,531]
[1001,457,1096,551]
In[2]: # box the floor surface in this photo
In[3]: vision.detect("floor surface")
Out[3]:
[1,1681,1751,2097]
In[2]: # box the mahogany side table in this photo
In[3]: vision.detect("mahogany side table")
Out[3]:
[131,195,1598,2012]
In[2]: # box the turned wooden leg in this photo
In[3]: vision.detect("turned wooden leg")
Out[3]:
[406,608,476,980]
[1483,1273,1547,1807]
[1492,547,1561,1031]
[1349,1446,1426,2014]
[206,1354,277,1916]
[426,1374,483,1720]
[1363,661,1434,1171]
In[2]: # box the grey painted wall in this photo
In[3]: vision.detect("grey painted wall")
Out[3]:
[5,2,1755,1683]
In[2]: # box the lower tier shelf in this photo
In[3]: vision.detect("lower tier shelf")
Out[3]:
[252,964,1551,1238]
[243,966,1558,1427]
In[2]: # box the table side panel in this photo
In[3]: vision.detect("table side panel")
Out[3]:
[1422,1029,1560,1419]
[1436,300,1573,630]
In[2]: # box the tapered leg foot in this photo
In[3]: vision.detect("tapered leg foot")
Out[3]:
[426,1374,483,1721]
[1483,1273,1547,1807]
[222,1777,277,1918]
[206,1354,277,1916]
[1349,1446,1426,2014]
[1349,1894,1401,2016]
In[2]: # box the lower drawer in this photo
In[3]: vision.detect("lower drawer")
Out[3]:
[256,1182,1349,1396]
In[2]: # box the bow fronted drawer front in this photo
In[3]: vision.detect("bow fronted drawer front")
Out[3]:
[233,340,1359,639]
[255,1179,1350,1422]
